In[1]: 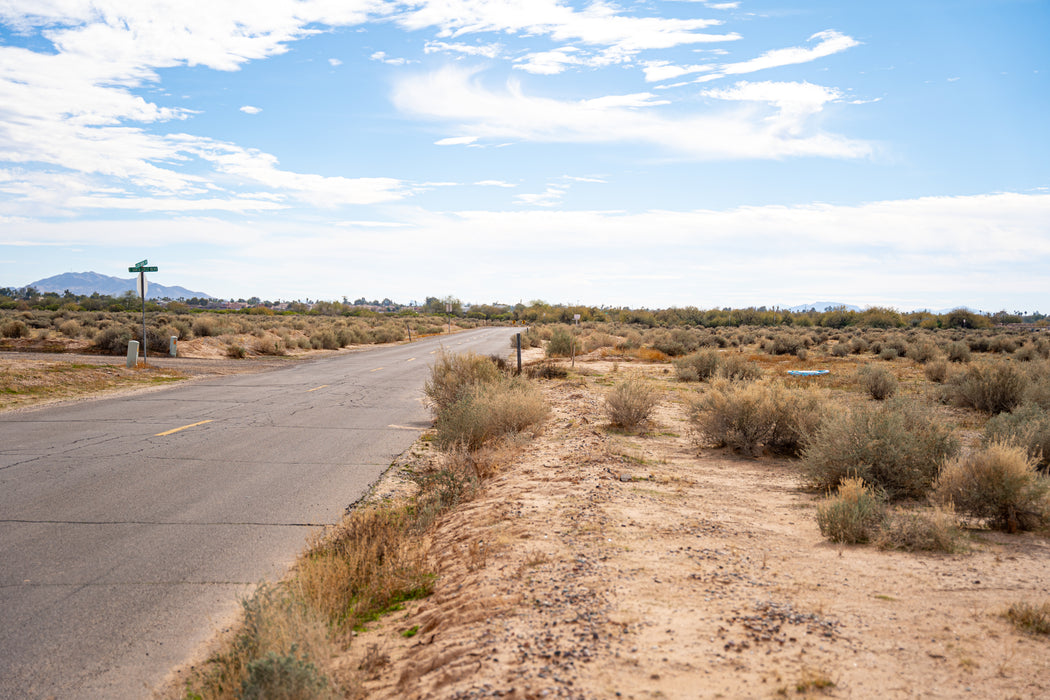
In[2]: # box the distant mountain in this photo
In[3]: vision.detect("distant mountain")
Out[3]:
[786,301,864,313]
[24,272,213,300]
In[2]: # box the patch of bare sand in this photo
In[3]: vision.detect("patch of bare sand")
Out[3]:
[342,364,1050,699]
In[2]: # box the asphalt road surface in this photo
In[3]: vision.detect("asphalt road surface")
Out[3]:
[0,327,520,698]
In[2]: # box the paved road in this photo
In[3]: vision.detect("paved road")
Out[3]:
[0,327,519,698]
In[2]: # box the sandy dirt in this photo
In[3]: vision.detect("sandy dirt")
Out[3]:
[341,360,1050,699]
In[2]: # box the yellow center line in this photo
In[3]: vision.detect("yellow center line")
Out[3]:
[306,385,328,392]
[406,357,416,362]
[155,420,213,437]
[370,367,384,372]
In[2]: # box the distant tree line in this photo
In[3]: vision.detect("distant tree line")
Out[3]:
[0,287,1044,329]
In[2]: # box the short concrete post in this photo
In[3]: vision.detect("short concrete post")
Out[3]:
[126,340,139,368]
[169,336,178,357]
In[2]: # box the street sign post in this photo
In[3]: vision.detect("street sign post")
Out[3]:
[127,260,159,362]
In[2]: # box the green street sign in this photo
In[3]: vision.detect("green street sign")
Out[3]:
[134,259,148,267]
[129,265,159,272]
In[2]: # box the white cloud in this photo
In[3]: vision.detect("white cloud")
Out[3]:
[702,80,844,128]
[642,60,714,82]
[370,50,411,65]
[435,135,478,146]
[328,57,343,66]
[424,41,502,58]
[392,66,870,160]
[394,0,740,53]
[514,184,569,206]
[0,2,412,214]
[475,180,516,187]
[645,30,859,85]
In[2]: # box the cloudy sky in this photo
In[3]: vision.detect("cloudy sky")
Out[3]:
[1,0,1047,311]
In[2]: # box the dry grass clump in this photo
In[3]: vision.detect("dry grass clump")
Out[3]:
[874,505,963,553]
[423,350,501,414]
[857,364,898,401]
[604,379,659,430]
[932,442,1049,532]
[545,326,579,357]
[296,506,434,629]
[1002,600,1050,636]
[188,584,340,700]
[816,477,885,544]
[688,381,824,457]
[801,399,958,500]
[983,403,1050,468]
[434,377,548,450]
[943,360,1027,414]
[673,349,761,383]
[946,341,972,363]
[924,359,949,383]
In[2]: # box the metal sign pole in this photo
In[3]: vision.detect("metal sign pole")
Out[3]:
[140,271,147,363]
[128,259,158,365]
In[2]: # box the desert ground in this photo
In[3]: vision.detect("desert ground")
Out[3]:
[330,355,1049,699]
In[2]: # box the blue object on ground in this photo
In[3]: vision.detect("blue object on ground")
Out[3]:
[787,370,830,376]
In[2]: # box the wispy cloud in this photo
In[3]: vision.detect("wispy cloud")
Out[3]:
[239,105,262,114]
[392,66,870,160]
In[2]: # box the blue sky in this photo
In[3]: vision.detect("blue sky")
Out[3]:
[1,0,1047,311]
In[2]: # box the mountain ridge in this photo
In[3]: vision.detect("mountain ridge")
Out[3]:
[22,272,213,300]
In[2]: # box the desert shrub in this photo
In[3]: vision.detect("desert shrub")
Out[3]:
[309,330,339,350]
[546,327,578,357]
[989,336,1019,354]
[1,319,30,338]
[795,347,809,361]
[583,332,616,353]
[816,477,886,544]
[689,381,822,457]
[946,341,971,363]
[984,403,1050,468]
[92,325,134,354]
[605,379,659,430]
[424,351,501,413]
[689,381,773,457]
[254,337,287,356]
[1014,344,1040,362]
[829,343,849,357]
[932,442,1049,532]
[801,399,958,500]
[857,364,898,401]
[1025,363,1050,409]
[526,362,569,379]
[924,359,949,383]
[720,353,762,382]
[57,319,82,338]
[1003,601,1050,636]
[906,341,940,364]
[673,349,721,382]
[371,325,404,344]
[849,337,869,355]
[766,385,826,456]
[878,347,899,361]
[434,377,548,450]
[874,505,962,553]
[192,315,220,337]
[674,349,761,383]
[241,650,335,700]
[226,343,248,359]
[943,360,1026,414]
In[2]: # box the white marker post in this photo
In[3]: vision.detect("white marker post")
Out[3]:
[128,259,158,363]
